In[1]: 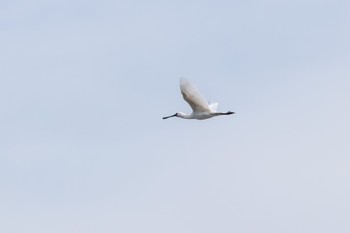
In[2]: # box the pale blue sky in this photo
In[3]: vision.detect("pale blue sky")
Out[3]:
[1,0,350,232]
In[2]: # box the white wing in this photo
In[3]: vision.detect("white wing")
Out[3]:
[180,78,210,112]
[209,102,218,112]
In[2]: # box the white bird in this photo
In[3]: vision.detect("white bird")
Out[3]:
[163,78,235,120]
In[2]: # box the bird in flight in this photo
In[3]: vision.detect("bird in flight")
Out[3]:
[163,78,235,120]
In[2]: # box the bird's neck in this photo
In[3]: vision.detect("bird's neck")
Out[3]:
[177,112,192,119]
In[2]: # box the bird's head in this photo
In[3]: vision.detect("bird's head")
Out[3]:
[162,113,178,120]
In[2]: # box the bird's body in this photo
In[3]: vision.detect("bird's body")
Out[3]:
[163,78,235,120]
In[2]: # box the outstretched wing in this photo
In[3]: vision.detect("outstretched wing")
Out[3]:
[180,78,210,112]
[209,102,218,112]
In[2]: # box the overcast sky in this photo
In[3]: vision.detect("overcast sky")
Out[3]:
[1,0,350,232]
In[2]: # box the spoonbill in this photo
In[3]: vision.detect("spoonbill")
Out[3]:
[163,78,235,120]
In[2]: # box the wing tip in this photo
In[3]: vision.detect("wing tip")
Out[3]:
[179,77,188,84]
[179,77,192,89]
